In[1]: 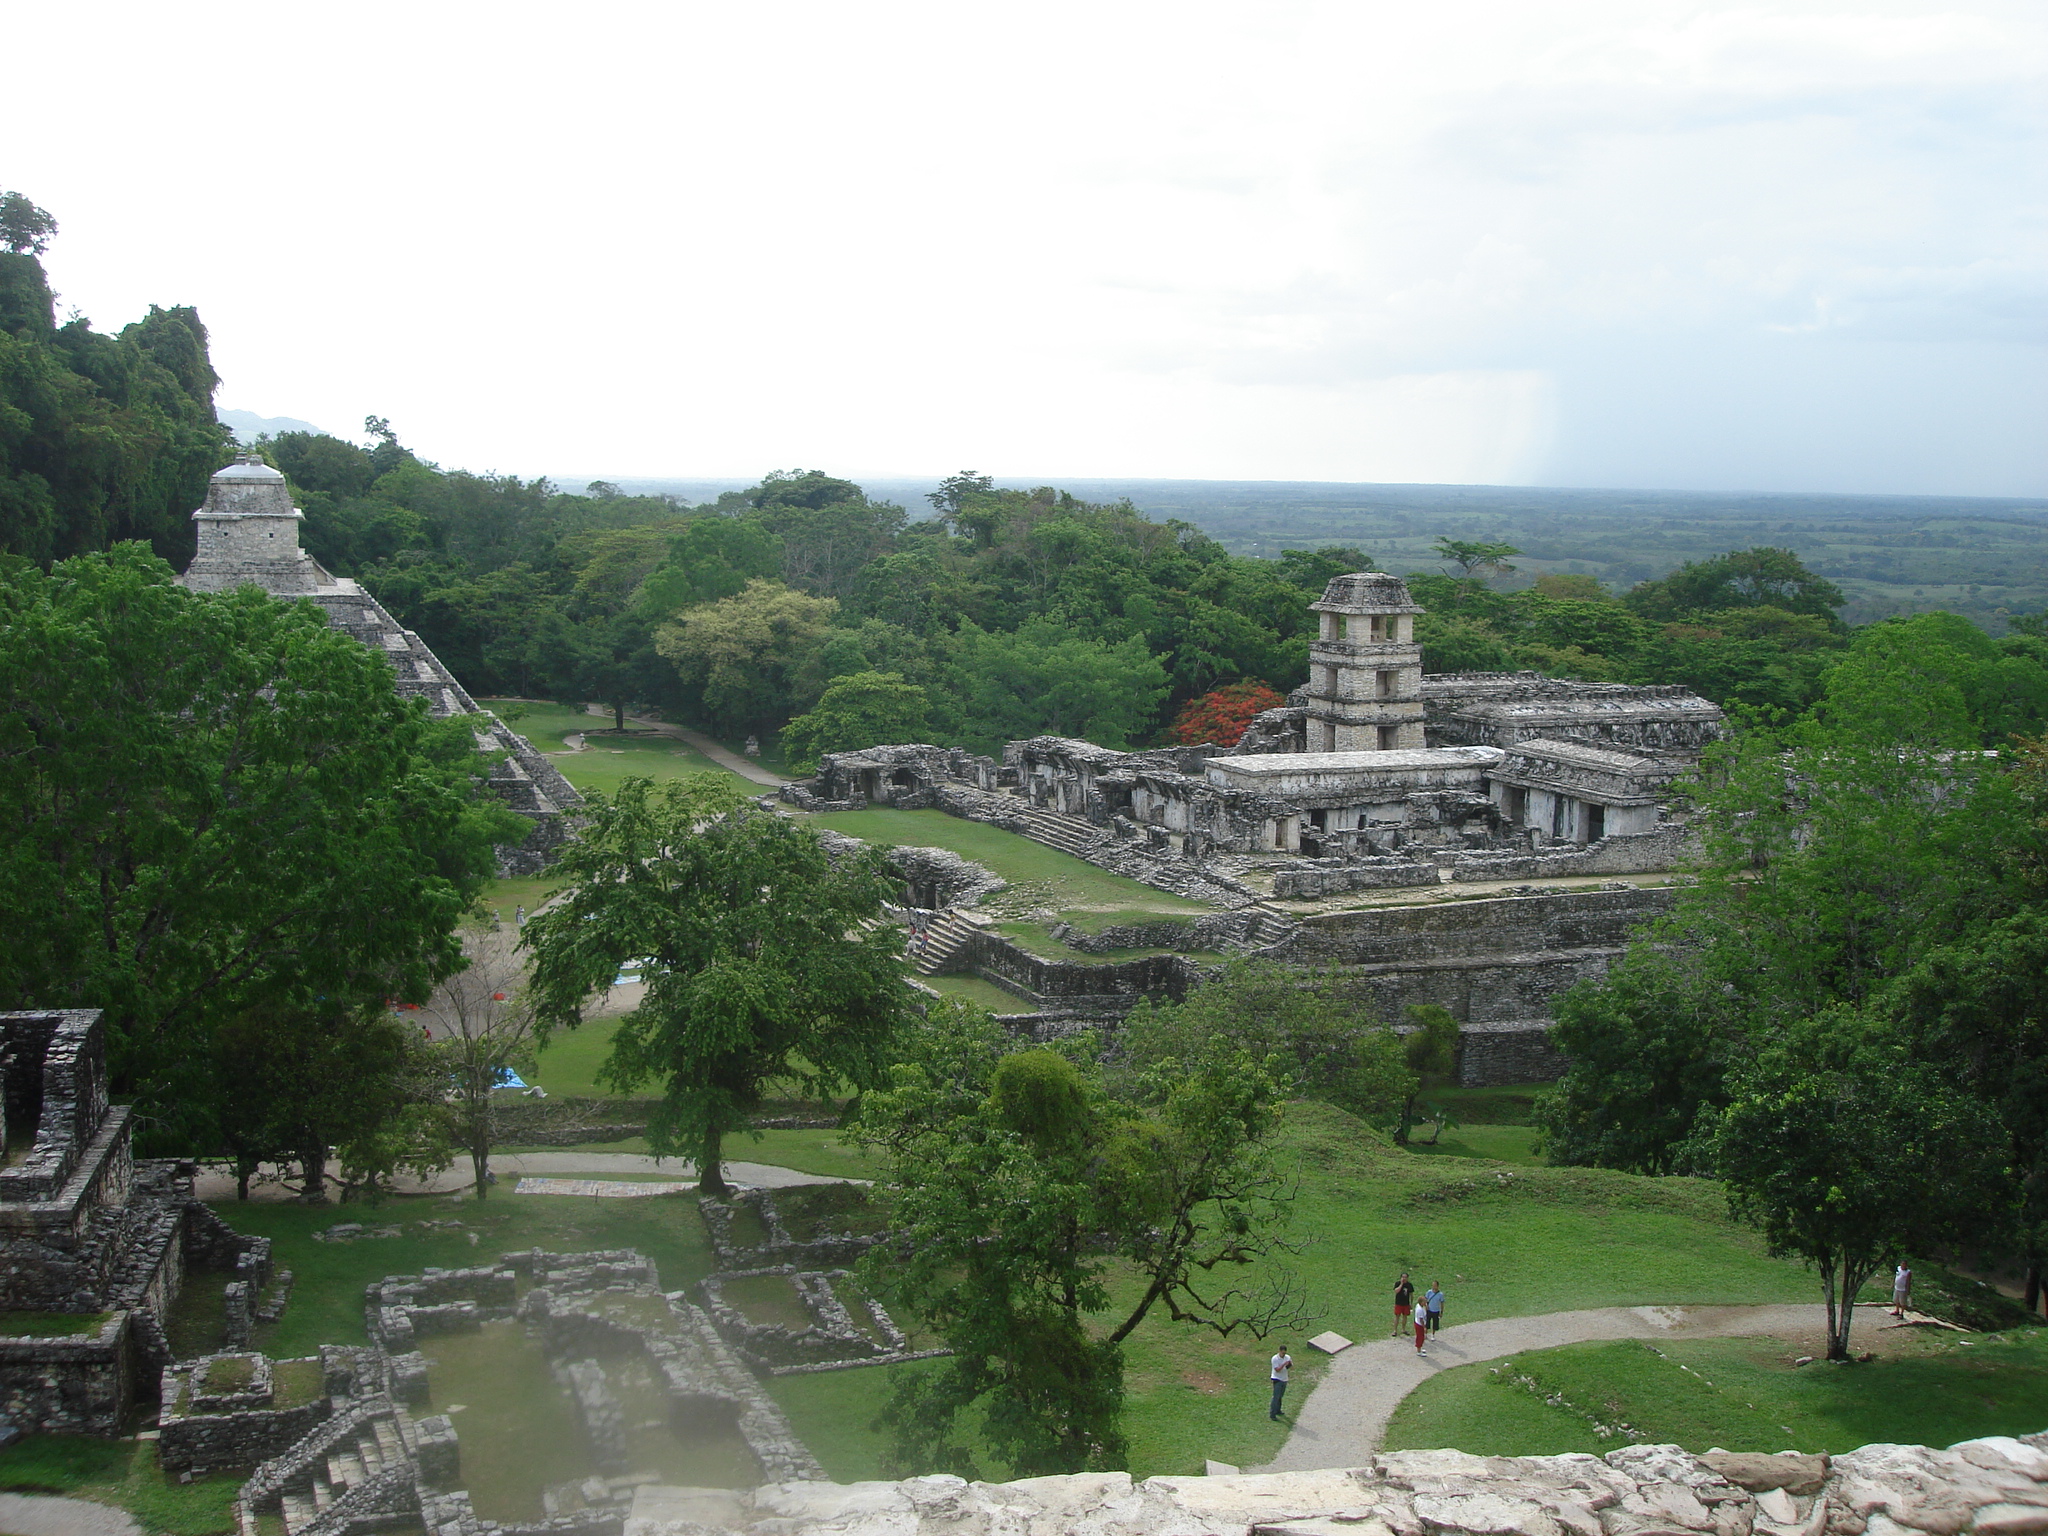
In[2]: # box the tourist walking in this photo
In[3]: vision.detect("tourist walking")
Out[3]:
[1425,1281,1444,1333]
[1413,1303,1430,1356]
[1269,1345,1292,1421]
[1393,1273,1414,1336]
[1891,1263,1913,1318]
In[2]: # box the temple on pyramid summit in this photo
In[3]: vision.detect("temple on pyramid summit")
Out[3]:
[179,455,580,872]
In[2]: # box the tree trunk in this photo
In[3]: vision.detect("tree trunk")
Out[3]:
[471,1144,490,1200]
[235,1154,258,1201]
[699,1124,730,1196]
[1821,1257,1845,1361]
[614,701,626,732]
[2026,1264,2042,1318]
[300,1145,330,1205]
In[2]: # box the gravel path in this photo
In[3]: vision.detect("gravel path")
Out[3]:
[0,1494,143,1536]
[191,1151,852,1202]
[1257,1302,1830,1472]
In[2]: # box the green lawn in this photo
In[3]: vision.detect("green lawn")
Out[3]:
[477,698,754,797]
[1385,1331,2048,1457]
[806,808,1213,916]
[750,1102,1828,1483]
[913,973,1030,1012]
[117,1097,1966,1494]
[528,1015,626,1097]
[0,1436,244,1535]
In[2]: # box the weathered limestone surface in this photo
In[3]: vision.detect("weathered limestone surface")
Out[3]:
[621,1433,2048,1536]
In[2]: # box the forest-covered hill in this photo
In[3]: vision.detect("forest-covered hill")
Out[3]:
[571,476,2048,634]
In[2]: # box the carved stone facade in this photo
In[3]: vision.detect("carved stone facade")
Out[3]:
[178,455,581,874]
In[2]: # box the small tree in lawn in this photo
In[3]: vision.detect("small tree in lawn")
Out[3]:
[422,935,539,1199]
[1393,1004,1461,1146]
[522,774,910,1194]
[1167,681,1287,747]
[1713,1017,2004,1360]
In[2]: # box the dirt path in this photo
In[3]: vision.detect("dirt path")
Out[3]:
[1258,1302,1831,1472]
[581,706,790,787]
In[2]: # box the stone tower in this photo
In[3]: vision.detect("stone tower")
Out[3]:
[181,454,324,594]
[1303,572,1427,752]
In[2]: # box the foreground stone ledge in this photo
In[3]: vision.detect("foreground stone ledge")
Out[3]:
[620,1432,2048,1536]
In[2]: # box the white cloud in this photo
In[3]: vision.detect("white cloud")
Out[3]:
[9,0,2043,492]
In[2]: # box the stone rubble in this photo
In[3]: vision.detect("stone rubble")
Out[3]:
[616,1434,2048,1536]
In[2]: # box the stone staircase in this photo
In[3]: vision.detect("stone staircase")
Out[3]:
[910,911,980,975]
[276,1415,406,1534]
[1020,809,1101,857]
[252,1403,418,1536]
[1239,905,1300,952]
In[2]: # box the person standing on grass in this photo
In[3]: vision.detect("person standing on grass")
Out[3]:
[1393,1272,1414,1336]
[1413,1302,1430,1356]
[1269,1345,1292,1421]
[1425,1280,1444,1333]
[1891,1263,1913,1318]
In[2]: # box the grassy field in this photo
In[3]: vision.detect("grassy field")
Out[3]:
[1385,1330,2048,1457]
[913,973,1031,1012]
[477,698,754,796]
[0,1436,245,1536]
[806,808,1211,916]
[526,1014,626,1096]
[758,1102,1824,1482]
[46,1083,2024,1507]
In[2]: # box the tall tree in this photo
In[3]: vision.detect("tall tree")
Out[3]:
[780,670,932,770]
[1713,1019,2002,1359]
[0,546,519,1145]
[522,775,909,1193]
[857,1002,1305,1476]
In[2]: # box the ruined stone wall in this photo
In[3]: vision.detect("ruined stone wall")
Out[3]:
[1460,1022,1572,1086]
[0,1313,133,1435]
[946,931,1201,1017]
[620,1433,2048,1536]
[1286,887,1675,967]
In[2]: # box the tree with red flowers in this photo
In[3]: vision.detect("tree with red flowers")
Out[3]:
[1167,681,1287,746]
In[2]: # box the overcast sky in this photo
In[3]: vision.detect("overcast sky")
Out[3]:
[12,1,2044,495]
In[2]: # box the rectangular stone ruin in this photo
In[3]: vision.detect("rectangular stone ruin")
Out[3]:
[239,1247,828,1536]
[0,1009,281,1436]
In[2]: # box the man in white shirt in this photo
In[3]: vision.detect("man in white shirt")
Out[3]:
[1269,1346,1293,1421]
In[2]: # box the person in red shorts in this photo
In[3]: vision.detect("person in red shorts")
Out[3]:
[1393,1272,1414,1336]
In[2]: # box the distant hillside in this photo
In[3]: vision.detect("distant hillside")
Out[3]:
[219,408,329,442]
[558,475,2048,631]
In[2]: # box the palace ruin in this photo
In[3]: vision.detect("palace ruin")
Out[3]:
[788,572,1725,1079]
